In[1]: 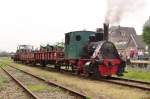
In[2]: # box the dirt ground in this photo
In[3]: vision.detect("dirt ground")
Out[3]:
[9,63,150,99]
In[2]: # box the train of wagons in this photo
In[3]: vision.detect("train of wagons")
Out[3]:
[12,23,126,78]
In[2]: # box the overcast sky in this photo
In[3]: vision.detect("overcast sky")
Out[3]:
[0,0,150,52]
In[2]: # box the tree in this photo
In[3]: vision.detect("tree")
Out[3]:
[143,26,150,45]
[0,51,10,57]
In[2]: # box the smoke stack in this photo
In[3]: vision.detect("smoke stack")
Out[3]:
[103,23,109,41]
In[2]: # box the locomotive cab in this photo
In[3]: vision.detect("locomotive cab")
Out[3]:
[64,31,101,59]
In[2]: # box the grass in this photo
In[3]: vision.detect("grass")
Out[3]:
[0,63,7,67]
[0,57,12,63]
[121,67,150,82]
[0,76,8,85]
[0,76,8,90]
[86,97,92,99]
[0,60,9,90]
[28,85,49,91]
[28,84,62,92]
[0,57,12,67]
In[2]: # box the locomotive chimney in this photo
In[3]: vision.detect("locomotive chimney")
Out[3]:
[103,23,109,41]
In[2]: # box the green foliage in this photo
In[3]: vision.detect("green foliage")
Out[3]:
[143,26,150,45]
[0,51,10,57]
[40,42,64,50]
[53,42,64,48]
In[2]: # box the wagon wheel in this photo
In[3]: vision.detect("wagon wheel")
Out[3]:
[40,61,46,67]
[31,62,36,66]
[54,63,61,71]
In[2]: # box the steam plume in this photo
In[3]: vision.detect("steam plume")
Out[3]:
[105,0,145,24]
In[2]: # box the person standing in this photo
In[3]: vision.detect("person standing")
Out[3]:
[138,50,144,60]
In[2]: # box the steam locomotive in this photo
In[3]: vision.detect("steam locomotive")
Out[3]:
[13,23,125,78]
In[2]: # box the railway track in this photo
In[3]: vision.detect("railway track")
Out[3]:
[110,77,150,85]
[1,64,88,99]
[0,67,36,99]
[100,77,150,91]
[2,62,150,93]
[36,65,150,91]
[1,66,39,99]
[39,65,150,91]
[60,68,150,91]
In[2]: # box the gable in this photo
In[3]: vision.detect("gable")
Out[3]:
[109,26,145,49]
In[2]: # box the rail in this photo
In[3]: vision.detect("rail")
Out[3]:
[5,64,88,99]
[1,66,39,99]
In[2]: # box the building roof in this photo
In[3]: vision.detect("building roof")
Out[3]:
[110,26,145,49]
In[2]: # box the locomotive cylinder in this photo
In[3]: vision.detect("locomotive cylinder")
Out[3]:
[103,23,109,41]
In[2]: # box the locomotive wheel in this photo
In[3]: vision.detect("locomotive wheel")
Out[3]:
[117,61,125,76]
[74,69,81,75]
[84,64,100,79]
[91,67,100,79]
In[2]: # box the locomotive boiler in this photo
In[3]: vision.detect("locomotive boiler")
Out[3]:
[13,23,125,78]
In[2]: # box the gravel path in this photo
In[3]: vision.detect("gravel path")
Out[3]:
[0,68,33,99]
[5,66,80,99]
